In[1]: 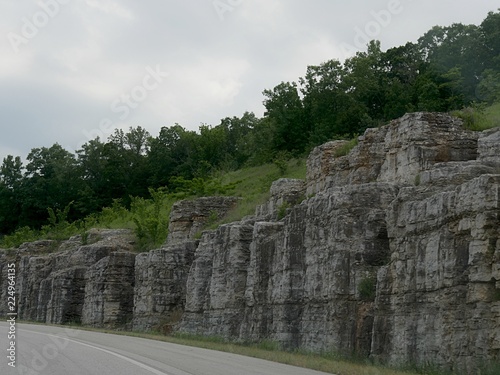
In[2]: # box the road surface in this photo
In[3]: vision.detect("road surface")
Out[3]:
[0,322,333,375]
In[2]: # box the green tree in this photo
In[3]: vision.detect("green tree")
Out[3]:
[418,23,485,104]
[344,41,388,122]
[263,81,306,155]
[104,126,151,201]
[147,124,199,186]
[76,137,112,215]
[218,112,259,168]
[0,156,23,234]
[479,10,500,70]
[477,69,500,103]
[21,144,80,228]
[300,59,356,144]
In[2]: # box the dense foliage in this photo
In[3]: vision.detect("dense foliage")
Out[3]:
[1,10,499,239]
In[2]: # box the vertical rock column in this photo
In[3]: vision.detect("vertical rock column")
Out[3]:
[241,221,285,343]
[179,223,254,338]
[298,184,397,355]
[374,175,500,372]
[82,252,136,328]
[44,267,87,324]
[133,241,198,332]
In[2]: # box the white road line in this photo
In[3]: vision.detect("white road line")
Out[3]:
[21,329,171,375]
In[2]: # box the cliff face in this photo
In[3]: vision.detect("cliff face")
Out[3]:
[1,112,499,373]
[180,113,500,371]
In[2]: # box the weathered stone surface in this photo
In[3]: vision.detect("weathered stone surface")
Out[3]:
[18,240,58,254]
[15,230,134,324]
[5,112,500,373]
[181,184,397,353]
[297,184,397,354]
[373,174,500,373]
[82,252,136,328]
[177,113,500,372]
[418,161,495,188]
[478,127,500,167]
[180,223,254,337]
[240,222,284,342]
[45,266,87,324]
[306,112,479,194]
[133,241,198,332]
[167,196,240,244]
[256,178,306,219]
[377,112,479,185]
[306,140,349,196]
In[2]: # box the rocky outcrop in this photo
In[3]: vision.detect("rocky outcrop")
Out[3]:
[14,229,135,326]
[180,222,255,337]
[372,174,500,371]
[167,196,240,244]
[306,112,479,194]
[3,112,500,373]
[133,241,198,332]
[177,113,500,373]
[255,178,306,219]
[82,251,136,328]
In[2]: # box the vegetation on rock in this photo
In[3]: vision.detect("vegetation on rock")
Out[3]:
[1,10,500,246]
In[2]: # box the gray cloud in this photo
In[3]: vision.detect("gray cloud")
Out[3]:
[0,0,498,162]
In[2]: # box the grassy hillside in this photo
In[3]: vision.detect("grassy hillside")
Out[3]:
[4,99,500,250]
[484,101,500,125]
[212,157,307,226]
[0,158,307,249]
[453,101,500,130]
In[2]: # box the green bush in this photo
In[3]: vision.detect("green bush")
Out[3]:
[273,151,292,175]
[452,104,498,131]
[334,137,359,157]
[131,187,170,251]
[414,174,421,186]
[0,226,40,248]
[358,277,376,301]
[277,202,291,220]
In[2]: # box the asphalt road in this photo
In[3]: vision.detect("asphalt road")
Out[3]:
[0,322,333,375]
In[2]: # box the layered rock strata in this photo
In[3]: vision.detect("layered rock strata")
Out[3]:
[2,112,499,373]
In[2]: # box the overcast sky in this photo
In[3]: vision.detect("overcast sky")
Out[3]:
[0,0,498,162]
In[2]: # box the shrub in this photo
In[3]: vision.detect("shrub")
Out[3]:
[414,174,421,186]
[277,202,291,220]
[358,277,376,301]
[452,104,495,131]
[334,137,359,157]
[131,187,170,251]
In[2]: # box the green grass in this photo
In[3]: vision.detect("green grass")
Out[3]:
[334,138,359,157]
[211,157,307,226]
[453,101,500,131]
[484,101,500,126]
[1,158,307,249]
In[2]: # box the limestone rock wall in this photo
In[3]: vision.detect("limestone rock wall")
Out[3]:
[177,113,500,372]
[167,196,239,244]
[82,252,136,328]
[180,222,255,337]
[3,112,500,373]
[373,175,500,373]
[255,178,306,219]
[133,241,198,332]
[12,230,135,326]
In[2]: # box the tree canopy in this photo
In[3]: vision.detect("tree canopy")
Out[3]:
[1,10,499,236]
